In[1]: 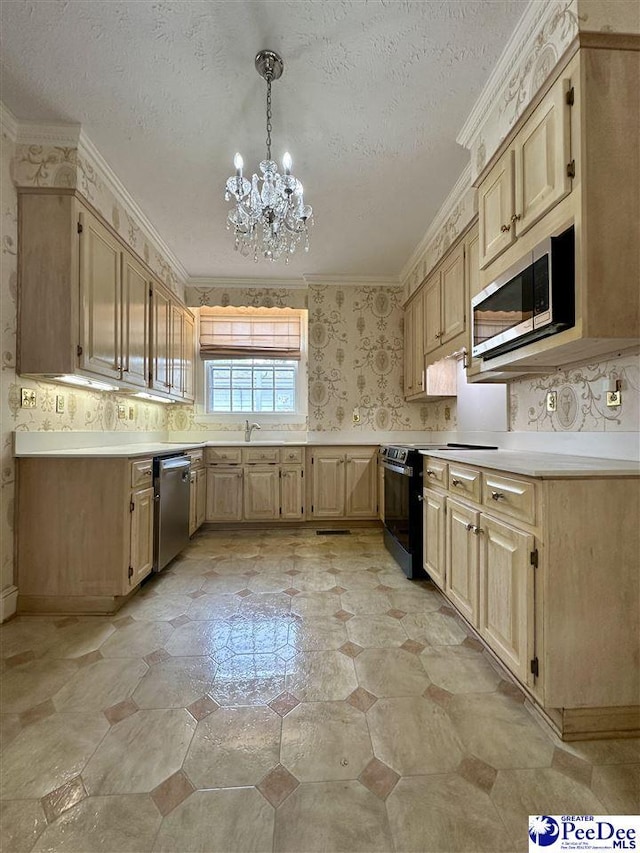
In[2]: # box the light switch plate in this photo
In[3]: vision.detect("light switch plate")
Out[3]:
[117,404,126,419]
[352,408,360,424]
[21,388,36,408]
[55,394,65,413]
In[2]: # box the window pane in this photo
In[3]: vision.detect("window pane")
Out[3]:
[206,358,298,414]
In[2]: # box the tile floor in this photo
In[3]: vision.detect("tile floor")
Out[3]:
[1,528,638,852]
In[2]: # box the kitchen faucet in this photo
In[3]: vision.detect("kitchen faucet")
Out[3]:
[244,420,261,442]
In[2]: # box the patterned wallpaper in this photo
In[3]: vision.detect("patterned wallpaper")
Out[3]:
[307,285,454,433]
[172,283,455,436]
[12,142,185,300]
[509,352,640,432]
[1,129,169,597]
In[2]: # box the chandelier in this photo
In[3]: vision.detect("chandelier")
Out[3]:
[225,50,313,263]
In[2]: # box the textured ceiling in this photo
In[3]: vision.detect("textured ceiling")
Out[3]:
[1,0,524,279]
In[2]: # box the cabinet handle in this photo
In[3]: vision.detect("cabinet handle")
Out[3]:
[510,213,521,223]
[451,478,462,487]
[435,332,443,339]
[466,523,474,532]
[491,491,505,501]
[417,494,424,502]
[500,223,511,233]
[475,526,484,536]
[338,458,344,464]
[426,470,436,478]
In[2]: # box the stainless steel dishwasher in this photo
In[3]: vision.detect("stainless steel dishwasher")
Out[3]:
[153,454,191,571]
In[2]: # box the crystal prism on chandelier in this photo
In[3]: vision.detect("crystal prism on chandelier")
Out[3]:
[225,50,313,263]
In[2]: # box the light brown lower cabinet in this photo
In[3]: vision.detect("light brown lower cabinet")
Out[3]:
[206,466,244,522]
[189,466,207,536]
[308,447,378,520]
[16,456,158,614]
[422,456,640,740]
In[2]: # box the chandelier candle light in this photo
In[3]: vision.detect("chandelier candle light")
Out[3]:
[225,50,313,262]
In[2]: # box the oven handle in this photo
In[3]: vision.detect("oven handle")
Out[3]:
[381,460,413,477]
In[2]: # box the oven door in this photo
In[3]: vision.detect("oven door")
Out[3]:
[382,460,412,552]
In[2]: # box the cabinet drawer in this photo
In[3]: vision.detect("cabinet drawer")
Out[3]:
[206,447,242,465]
[243,447,279,464]
[130,459,153,488]
[424,457,448,488]
[482,472,536,524]
[280,447,303,464]
[449,464,481,503]
[188,449,204,468]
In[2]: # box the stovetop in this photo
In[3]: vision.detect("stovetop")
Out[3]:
[380,443,498,464]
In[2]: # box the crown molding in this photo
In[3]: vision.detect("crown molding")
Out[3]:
[0,103,19,141]
[76,130,189,282]
[399,162,474,284]
[303,275,400,287]
[457,0,561,150]
[188,277,308,290]
[15,120,82,147]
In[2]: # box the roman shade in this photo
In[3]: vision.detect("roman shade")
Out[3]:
[199,307,302,360]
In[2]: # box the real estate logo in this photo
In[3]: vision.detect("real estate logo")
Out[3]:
[528,816,639,852]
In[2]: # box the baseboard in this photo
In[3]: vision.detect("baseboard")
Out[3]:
[17,591,135,616]
[1,585,18,622]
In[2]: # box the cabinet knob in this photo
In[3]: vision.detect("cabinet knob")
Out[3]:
[435,332,443,339]
[338,458,344,464]
[511,213,521,223]
[466,523,474,532]
[426,470,436,478]
[500,223,511,233]
[451,478,462,487]
[417,494,424,502]
[491,491,505,501]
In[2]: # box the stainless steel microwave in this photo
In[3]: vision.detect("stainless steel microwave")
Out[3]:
[472,226,575,360]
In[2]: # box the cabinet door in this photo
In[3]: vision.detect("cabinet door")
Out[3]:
[479,149,515,269]
[189,471,197,536]
[79,209,121,380]
[205,467,243,521]
[440,243,466,344]
[478,514,533,684]
[281,466,304,521]
[151,284,171,392]
[466,227,481,300]
[195,468,206,529]
[424,277,441,356]
[345,451,377,518]
[403,300,414,398]
[244,466,279,521]
[412,289,425,392]
[445,498,479,625]
[423,488,446,590]
[129,486,154,588]
[311,452,345,518]
[170,302,184,398]
[182,310,195,402]
[515,77,571,238]
[122,251,149,388]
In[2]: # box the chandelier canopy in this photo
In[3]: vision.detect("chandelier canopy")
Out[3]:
[225,50,313,263]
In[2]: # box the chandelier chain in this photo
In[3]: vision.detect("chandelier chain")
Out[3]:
[265,75,272,160]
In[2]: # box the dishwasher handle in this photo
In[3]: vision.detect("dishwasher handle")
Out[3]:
[157,455,190,473]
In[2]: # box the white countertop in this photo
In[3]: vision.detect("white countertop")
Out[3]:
[15,441,208,459]
[419,448,640,477]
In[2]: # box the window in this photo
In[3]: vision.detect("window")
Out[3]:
[198,306,307,418]
[206,358,298,413]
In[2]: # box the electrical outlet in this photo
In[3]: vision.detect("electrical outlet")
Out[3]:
[21,388,36,409]
[55,394,65,413]
[352,408,360,424]
[606,390,622,407]
[117,404,126,419]
[546,391,557,413]
[128,406,135,420]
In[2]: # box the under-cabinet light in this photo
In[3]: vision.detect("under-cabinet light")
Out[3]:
[131,392,175,404]
[53,374,120,392]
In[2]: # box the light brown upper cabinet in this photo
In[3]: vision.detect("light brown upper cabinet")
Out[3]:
[479,74,572,269]
[18,190,195,398]
[403,288,424,399]
[473,40,639,374]
[424,242,466,357]
[151,282,195,402]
